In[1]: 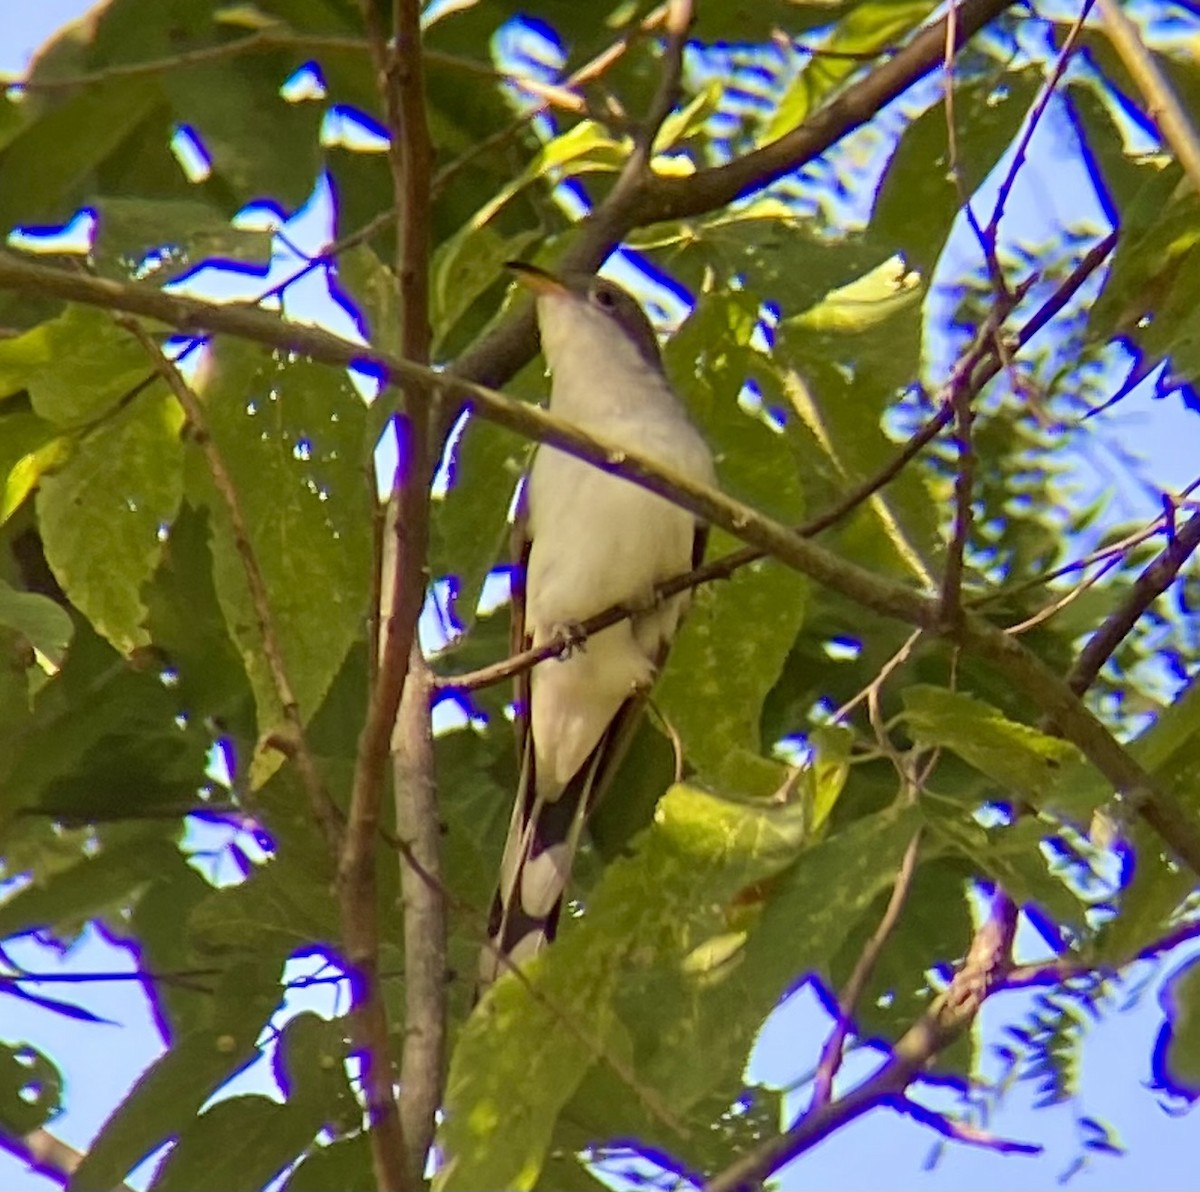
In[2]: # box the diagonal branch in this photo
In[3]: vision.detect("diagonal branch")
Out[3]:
[1065,506,1200,697]
[0,1124,137,1192]
[810,828,923,1110]
[1097,0,1200,196]
[705,893,1019,1192]
[449,0,1018,393]
[2,251,1197,879]
[439,230,1113,696]
[118,320,343,856]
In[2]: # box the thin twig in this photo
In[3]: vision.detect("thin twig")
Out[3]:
[375,819,690,1140]
[1097,0,1200,196]
[118,319,344,854]
[986,0,1096,238]
[1065,507,1200,696]
[704,893,1019,1192]
[939,366,977,626]
[1004,916,1200,990]
[942,0,1002,294]
[894,1096,1042,1155]
[810,828,923,1110]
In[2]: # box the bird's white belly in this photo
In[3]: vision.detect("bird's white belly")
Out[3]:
[524,437,705,793]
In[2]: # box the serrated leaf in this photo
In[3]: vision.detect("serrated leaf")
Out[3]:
[37,386,184,654]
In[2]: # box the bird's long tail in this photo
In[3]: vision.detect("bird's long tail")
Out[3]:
[477,699,639,993]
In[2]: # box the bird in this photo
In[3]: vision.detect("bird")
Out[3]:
[478,262,716,991]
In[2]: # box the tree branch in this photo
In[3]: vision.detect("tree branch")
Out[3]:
[118,320,343,856]
[448,0,1019,393]
[705,893,1019,1192]
[1065,507,1200,697]
[391,649,444,1184]
[4,251,1195,881]
[811,829,923,1110]
[0,1124,137,1192]
[1097,0,1200,197]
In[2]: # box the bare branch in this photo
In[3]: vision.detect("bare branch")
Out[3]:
[391,650,445,1181]
[0,1124,137,1192]
[986,0,1096,239]
[811,829,923,1110]
[894,1095,1042,1156]
[1065,507,1200,696]
[705,895,1019,1192]
[449,0,1019,393]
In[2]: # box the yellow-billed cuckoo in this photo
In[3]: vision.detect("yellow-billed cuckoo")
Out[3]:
[479,263,715,990]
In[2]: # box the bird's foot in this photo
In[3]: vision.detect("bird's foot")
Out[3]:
[550,620,588,658]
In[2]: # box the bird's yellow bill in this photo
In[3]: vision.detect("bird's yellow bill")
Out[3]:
[507,260,570,297]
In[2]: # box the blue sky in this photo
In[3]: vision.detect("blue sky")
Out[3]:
[2,6,1198,1191]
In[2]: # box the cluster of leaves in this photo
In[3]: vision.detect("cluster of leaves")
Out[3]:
[1,0,1200,1190]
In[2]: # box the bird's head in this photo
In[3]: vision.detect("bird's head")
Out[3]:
[508,262,664,381]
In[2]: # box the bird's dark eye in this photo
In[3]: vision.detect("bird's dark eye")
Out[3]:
[593,286,617,310]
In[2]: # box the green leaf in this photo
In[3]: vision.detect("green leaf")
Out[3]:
[656,559,806,798]
[763,0,936,142]
[69,957,283,1192]
[0,305,158,425]
[150,1094,321,1192]
[92,196,272,279]
[872,68,1042,272]
[429,415,527,631]
[0,620,212,831]
[282,1136,373,1192]
[0,1042,62,1136]
[1157,956,1200,1097]
[438,785,809,1191]
[901,685,1102,811]
[440,789,917,1188]
[0,834,182,941]
[159,52,323,210]
[0,579,72,668]
[0,76,163,234]
[925,812,1087,930]
[432,224,539,349]
[193,339,371,766]
[37,387,184,654]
